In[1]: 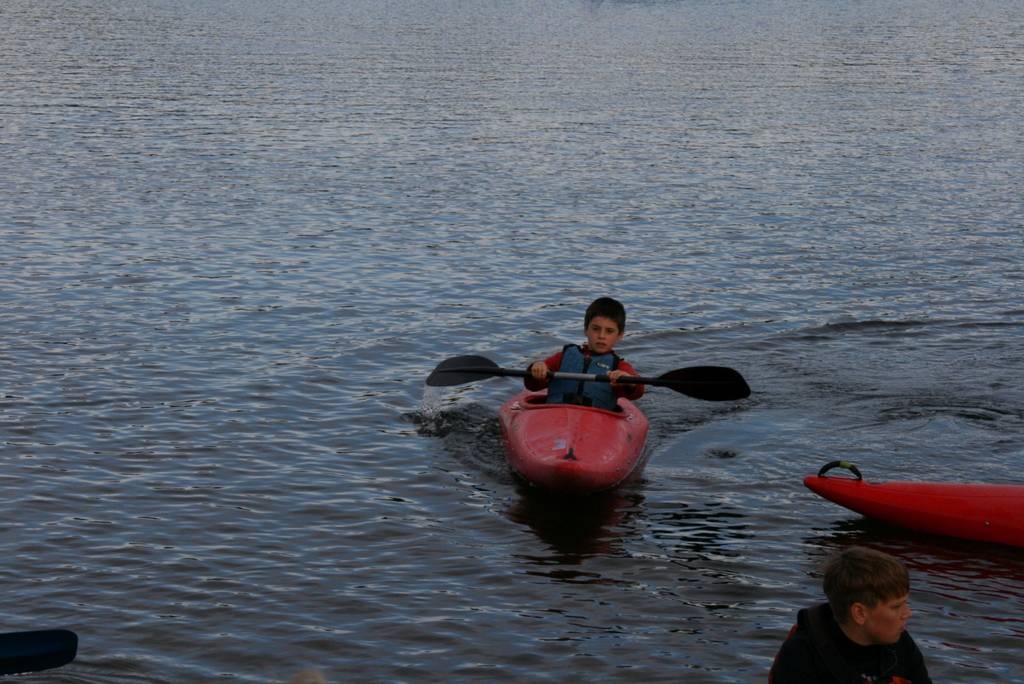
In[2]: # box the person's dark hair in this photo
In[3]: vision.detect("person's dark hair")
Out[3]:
[584,297,627,333]
[822,546,910,622]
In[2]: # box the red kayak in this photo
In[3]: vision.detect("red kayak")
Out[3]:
[804,461,1024,548]
[498,390,650,494]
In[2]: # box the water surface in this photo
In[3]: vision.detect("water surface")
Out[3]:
[2,0,1023,681]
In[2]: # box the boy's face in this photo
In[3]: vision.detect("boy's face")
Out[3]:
[585,316,624,355]
[857,593,912,645]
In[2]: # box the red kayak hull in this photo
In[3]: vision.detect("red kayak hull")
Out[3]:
[498,390,650,494]
[804,474,1024,548]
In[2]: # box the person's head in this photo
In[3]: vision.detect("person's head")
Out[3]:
[583,297,627,355]
[823,546,912,645]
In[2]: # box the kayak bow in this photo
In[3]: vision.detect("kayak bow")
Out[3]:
[805,461,1024,548]
[499,390,650,494]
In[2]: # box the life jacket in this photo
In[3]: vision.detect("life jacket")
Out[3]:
[769,603,912,684]
[545,344,620,411]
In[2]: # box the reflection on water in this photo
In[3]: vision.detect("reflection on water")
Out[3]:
[504,484,756,590]
[505,488,640,569]
[816,520,1024,598]
[644,499,753,560]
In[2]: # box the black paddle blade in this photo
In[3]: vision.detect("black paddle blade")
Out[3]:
[0,629,77,676]
[426,355,503,386]
[655,366,751,401]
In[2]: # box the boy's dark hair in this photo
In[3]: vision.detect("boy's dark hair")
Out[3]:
[584,297,627,333]
[822,546,909,622]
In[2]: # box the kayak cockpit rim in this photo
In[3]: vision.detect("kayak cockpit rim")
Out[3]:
[514,390,628,414]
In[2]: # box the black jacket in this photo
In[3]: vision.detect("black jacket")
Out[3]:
[770,603,932,684]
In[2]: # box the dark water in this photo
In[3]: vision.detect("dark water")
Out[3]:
[3,0,1023,681]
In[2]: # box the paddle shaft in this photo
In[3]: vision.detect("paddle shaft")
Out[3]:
[433,365,737,392]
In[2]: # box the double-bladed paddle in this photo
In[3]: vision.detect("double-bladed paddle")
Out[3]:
[0,629,77,676]
[426,355,750,401]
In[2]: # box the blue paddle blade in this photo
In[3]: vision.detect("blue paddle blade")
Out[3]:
[0,629,78,676]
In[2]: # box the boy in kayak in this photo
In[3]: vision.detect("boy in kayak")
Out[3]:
[769,546,932,684]
[525,297,643,410]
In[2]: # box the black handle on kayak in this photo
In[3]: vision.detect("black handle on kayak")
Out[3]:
[426,355,750,401]
[817,460,863,480]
